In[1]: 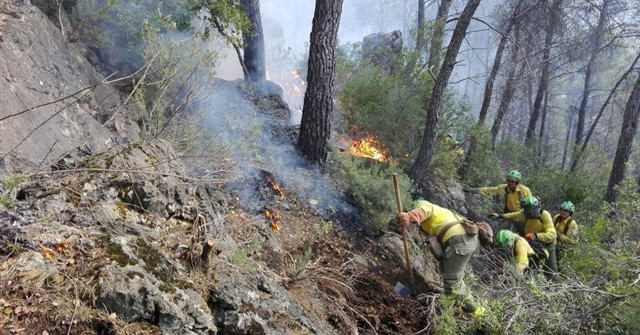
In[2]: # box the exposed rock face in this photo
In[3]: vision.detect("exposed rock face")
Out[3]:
[98,264,217,334]
[423,178,468,216]
[0,0,139,173]
[3,138,334,334]
[362,30,403,74]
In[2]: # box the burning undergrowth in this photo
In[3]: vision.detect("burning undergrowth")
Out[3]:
[200,79,364,231]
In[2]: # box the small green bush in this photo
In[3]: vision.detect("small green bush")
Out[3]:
[461,127,502,186]
[329,153,413,232]
[0,174,27,209]
[339,62,429,166]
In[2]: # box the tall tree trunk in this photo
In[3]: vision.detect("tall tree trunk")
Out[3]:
[477,0,522,126]
[604,73,640,203]
[241,0,266,83]
[297,0,344,164]
[538,91,549,159]
[570,0,609,167]
[570,51,640,171]
[491,21,522,150]
[460,0,522,177]
[415,0,426,53]
[561,107,575,170]
[409,0,482,184]
[525,0,562,146]
[426,0,454,75]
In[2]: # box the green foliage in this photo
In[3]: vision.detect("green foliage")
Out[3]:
[288,246,313,280]
[338,52,475,171]
[315,220,333,236]
[329,154,413,232]
[493,139,538,177]
[433,296,471,335]
[461,127,502,186]
[580,177,640,250]
[131,19,218,139]
[193,0,252,51]
[71,0,193,48]
[0,174,28,209]
[429,137,465,180]
[523,164,607,215]
[228,233,262,272]
[339,61,430,165]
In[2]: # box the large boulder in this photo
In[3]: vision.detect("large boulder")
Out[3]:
[362,30,403,74]
[0,0,139,173]
[98,264,217,334]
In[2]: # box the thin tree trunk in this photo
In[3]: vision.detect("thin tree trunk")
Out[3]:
[525,0,562,146]
[491,22,522,150]
[570,0,610,168]
[538,90,548,159]
[409,0,482,184]
[604,73,640,203]
[426,0,454,75]
[211,17,248,77]
[561,107,575,170]
[415,0,426,53]
[297,0,344,164]
[477,0,522,126]
[241,0,266,83]
[570,51,640,171]
[460,0,522,177]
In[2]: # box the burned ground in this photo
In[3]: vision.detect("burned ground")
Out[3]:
[224,171,440,335]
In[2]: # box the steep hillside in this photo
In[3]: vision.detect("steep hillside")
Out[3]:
[0,1,449,334]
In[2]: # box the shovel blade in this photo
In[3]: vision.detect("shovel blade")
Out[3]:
[394,282,412,297]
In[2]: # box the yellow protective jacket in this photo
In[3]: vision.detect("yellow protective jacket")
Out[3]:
[413,201,466,244]
[513,235,535,275]
[479,184,532,213]
[501,209,557,244]
[553,214,578,244]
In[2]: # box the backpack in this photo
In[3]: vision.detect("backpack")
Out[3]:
[434,220,494,247]
[528,240,549,263]
[476,221,494,246]
[449,211,494,247]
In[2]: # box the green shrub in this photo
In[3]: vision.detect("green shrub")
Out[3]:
[339,62,429,166]
[0,174,28,209]
[329,153,413,232]
[461,127,502,186]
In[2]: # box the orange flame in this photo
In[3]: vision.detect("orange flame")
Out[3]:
[350,136,389,162]
[267,176,285,199]
[265,208,281,232]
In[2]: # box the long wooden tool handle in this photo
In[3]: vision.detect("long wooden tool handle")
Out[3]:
[393,173,415,290]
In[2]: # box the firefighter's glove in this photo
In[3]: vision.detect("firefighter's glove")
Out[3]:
[490,212,501,219]
[525,233,535,241]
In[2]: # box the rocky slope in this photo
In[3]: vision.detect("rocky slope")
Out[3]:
[0,1,457,334]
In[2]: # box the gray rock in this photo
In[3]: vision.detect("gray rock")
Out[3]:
[0,1,139,174]
[362,30,403,74]
[98,264,216,334]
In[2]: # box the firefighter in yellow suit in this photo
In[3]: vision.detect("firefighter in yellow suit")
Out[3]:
[397,200,484,316]
[478,170,532,213]
[554,201,578,270]
[495,230,540,276]
[495,196,558,280]
[554,201,578,244]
